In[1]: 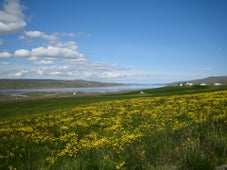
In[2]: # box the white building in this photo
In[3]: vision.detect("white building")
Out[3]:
[214,83,222,86]
[200,83,207,86]
[186,82,193,86]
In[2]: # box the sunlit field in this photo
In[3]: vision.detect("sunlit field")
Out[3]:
[0,90,226,169]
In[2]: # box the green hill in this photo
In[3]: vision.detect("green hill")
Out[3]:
[0,79,124,90]
[170,76,227,85]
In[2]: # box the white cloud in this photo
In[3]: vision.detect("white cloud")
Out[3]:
[28,56,38,61]
[68,33,76,37]
[14,49,30,57]
[50,71,62,76]
[18,35,25,40]
[67,72,74,76]
[34,60,53,65]
[15,30,86,62]
[9,70,28,77]
[0,0,26,34]
[0,0,160,84]
[99,72,121,78]
[1,28,154,82]
[75,32,91,38]
[0,51,11,58]
[53,32,76,38]
[56,41,79,51]
[20,31,80,44]
[61,65,71,69]
[31,45,84,59]
[23,31,58,42]
[24,31,43,38]
[64,58,87,64]
[1,61,9,65]
[37,69,44,75]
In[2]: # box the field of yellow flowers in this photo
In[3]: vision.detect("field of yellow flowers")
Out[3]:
[0,90,226,169]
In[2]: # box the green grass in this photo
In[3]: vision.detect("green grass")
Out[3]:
[121,84,227,96]
[0,89,226,169]
[0,95,112,120]
[0,85,227,120]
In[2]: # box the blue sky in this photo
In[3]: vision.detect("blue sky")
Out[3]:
[0,0,226,83]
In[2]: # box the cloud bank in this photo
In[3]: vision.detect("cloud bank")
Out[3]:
[0,0,26,34]
[0,0,157,83]
[0,51,11,58]
[1,28,151,82]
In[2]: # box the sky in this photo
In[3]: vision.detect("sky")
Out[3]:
[0,0,227,83]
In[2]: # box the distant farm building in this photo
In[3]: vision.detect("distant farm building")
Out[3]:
[178,82,193,86]
[214,83,222,86]
[200,83,207,86]
[185,82,193,86]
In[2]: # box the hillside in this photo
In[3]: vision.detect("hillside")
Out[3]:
[170,76,227,85]
[0,90,226,169]
[0,79,124,90]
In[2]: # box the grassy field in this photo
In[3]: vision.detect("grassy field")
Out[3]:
[0,85,227,169]
[0,85,227,120]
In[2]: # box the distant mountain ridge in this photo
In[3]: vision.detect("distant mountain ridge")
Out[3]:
[170,76,227,85]
[0,79,125,90]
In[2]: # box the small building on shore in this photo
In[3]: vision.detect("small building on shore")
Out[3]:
[178,83,184,86]
[214,82,222,86]
[185,82,193,86]
[200,83,207,86]
[178,82,193,86]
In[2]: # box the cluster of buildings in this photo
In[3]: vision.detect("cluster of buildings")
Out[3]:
[178,82,222,86]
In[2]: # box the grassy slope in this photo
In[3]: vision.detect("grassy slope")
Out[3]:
[1,87,226,169]
[0,79,124,89]
[169,76,227,85]
[0,85,227,120]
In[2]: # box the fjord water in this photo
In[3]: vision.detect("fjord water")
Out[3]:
[0,84,164,94]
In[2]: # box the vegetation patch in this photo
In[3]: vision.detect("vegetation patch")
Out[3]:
[0,90,226,169]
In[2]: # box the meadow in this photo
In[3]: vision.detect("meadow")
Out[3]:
[0,86,227,169]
